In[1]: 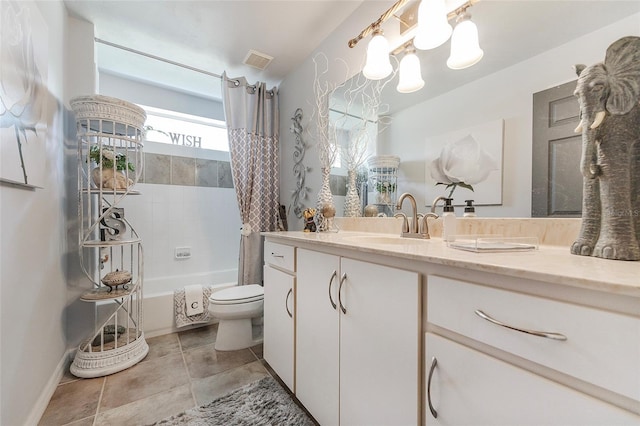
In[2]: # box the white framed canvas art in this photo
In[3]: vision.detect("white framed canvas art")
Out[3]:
[425,119,504,207]
[1,0,49,188]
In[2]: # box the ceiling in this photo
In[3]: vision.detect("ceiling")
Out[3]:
[63,1,640,107]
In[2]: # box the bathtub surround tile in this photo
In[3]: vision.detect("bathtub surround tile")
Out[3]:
[178,323,218,351]
[330,174,347,196]
[195,158,218,187]
[145,153,171,185]
[144,333,182,362]
[94,384,194,426]
[183,345,257,379]
[38,376,104,425]
[217,161,234,188]
[191,360,269,406]
[99,352,189,411]
[172,156,196,186]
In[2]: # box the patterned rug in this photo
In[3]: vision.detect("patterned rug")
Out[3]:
[152,376,315,425]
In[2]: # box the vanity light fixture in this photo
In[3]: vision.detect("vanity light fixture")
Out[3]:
[446,11,484,69]
[397,45,425,93]
[363,27,394,80]
[348,0,482,92]
[413,0,453,50]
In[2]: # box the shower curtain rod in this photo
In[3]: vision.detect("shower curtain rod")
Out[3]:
[95,38,223,80]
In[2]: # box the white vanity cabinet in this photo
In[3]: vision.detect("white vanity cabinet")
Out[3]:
[425,274,640,424]
[263,241,296,391]
[296,248,420,426]
[425,333,640,425]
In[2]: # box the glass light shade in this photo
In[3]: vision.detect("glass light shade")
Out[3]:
[447,16,484,70]
[362,32,393,80]
[413,0,453,50]
[396,51,425,93]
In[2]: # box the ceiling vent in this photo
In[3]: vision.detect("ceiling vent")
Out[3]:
[243,50,274,70]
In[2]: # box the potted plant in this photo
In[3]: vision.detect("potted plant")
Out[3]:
[375,180,396,204]
[89,146,135,189]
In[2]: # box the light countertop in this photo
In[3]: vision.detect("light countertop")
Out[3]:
[263,231,640,297]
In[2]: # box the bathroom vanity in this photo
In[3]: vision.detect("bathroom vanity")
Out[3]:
[262,230,640,425]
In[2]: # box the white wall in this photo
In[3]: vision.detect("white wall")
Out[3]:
[379,13,640,217]
[279,5,639,222]
[0,2,69,424]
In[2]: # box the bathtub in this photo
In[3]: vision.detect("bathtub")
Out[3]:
[142,269,238,337]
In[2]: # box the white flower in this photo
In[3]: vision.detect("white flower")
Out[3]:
[429,134,497,185]
[240,223,252,236]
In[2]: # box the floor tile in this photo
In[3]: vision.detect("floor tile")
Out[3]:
[250,343,263,359]
[143,333,181,362]
[59,361,79,385]
[191,360,269,406]
[38,377,104,425]
[95,384,194,426]
[63,416,95,426]
[183,344,256,379]
[177,324,218,350]
[100,352,189,411]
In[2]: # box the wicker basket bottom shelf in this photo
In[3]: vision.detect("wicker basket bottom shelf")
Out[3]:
[71,330,149,378]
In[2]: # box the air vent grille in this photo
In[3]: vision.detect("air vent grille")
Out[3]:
[243,50,274,70]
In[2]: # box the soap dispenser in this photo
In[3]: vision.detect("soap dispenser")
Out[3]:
[464,199,476,217]
[442,198,456,242]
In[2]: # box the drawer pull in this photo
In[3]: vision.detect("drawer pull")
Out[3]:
[328,270,337,310]
[271,253,284,258]
[338,273,347,314]
[427,357,438,419]
[285,288,293,318]
[474,309,568,341]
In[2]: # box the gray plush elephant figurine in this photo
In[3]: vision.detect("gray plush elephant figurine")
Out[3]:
[571,36,640,261]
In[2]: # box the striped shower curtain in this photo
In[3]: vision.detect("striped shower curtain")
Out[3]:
[222,73,280,285]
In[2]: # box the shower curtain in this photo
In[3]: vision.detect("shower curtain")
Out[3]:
[222,72,280,285]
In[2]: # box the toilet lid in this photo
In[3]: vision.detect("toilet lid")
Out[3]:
[209,284,264,305]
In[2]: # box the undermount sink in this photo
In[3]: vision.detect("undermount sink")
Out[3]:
[342,235,429,246]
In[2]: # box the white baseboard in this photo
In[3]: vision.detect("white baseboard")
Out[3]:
[26,349,75,426]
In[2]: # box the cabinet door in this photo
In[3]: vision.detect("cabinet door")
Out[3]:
[263,265,295,391]
[425,333,640,425]
[296,249,340,426]
[340,258,420,426]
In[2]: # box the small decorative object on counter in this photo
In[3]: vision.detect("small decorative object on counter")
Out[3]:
[303,208,317,232]
[364,204,379,217]
[464,200,477,217]
[442,198,456,242]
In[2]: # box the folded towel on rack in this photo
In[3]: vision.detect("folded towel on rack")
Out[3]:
[185,284,204,316]
[174,285,213,328]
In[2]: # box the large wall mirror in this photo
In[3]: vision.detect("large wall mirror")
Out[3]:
[328,0,639,218]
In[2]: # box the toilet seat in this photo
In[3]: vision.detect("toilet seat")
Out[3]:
[209,284,264,305]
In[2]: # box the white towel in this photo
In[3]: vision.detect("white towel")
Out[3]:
[185,284,204,316]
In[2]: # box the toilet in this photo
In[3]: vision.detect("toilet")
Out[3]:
[208,284,264,351]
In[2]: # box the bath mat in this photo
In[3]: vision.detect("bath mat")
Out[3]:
[152,376,315,425]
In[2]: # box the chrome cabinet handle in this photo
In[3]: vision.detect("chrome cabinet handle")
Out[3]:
[427,357,438,419]
[285,288,293,318]
[328,270,337,310]
[474,309,568,341]
[338,273,347,314]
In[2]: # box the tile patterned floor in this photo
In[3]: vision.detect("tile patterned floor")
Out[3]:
[39,324,269,426]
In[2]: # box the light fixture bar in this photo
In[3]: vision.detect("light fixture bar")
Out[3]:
[348,0,480,49]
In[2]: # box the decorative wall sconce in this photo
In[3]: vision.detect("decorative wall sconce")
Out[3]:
[349,0,482,93]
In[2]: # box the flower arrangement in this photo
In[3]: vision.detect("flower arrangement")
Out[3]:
[89,146,135,172]
[376,181,396,193]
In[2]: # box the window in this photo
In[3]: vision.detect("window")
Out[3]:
[141,105,229,152]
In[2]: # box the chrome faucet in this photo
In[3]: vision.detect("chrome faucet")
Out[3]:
[431,196,448,214]
[396,193,419,236]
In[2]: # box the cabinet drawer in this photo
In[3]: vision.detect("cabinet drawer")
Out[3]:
[264,241,295,272]
[427,275,640,401]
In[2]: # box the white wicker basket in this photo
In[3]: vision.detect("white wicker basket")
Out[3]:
[70,95,146,129]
